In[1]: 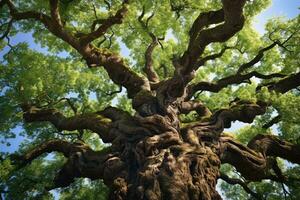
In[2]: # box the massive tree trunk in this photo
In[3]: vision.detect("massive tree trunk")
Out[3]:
[19,99,300,200]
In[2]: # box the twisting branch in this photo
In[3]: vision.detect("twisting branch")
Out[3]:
[21,104,115,143]
[188,9,224,49]
[179,100,212,117]
[160,0,246,101]
[79,0,129,45]
[182,100,267,141]
[188,71,286,97]
[220,134,300,182]
[49,0,64,28]
[247,134,300,165]
[195,46,232,68]
[257,71,300,94]
[263,115,281,129]
[219,173,262,200]
[138,6,163,83]
[180,0,246,73]
[13,139,75,167]
[237,32,296,74]
[12,139,123,190]
[0,19,13,40]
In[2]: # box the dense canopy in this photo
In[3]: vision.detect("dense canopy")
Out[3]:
[0,0,300,199]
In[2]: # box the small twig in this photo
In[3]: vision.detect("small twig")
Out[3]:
[220,173,262,200]
[0,18,13,40]
[104,0,111,10]
[106,29,114,49]
[97,35,107,47]
[105,85,122,96]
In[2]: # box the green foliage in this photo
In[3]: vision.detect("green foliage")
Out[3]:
[59,178,108,200]
[0,0,299,199]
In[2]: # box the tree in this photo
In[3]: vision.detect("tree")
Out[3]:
[0,0,299,199]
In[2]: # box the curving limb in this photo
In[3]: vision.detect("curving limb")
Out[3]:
[180,0,246,73]
[21,104,117,143]
[138,6,162,83]
[181,100,267,145]
[179,100,212,117]
[13,139,76,167]
[258,71,300,93]
[219,134,300,181]
[161,0,246,100]
[12,139,124,190]
[187,71,286,97]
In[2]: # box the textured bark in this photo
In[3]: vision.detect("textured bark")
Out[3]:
[18,101,276,200]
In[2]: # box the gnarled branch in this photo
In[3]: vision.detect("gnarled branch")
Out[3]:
[258,71,300,93]
[181,0,246,72]
[220,134,300,181]
[188,71,286,98]
[179,100,212,117]
[138,6,162,83]
[12,139,123,190]
[21,104,115,143]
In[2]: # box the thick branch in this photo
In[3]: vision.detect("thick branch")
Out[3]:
[188,71,286,97]
[179,100,212,117]
[220,134,300,181]
[22,104,115,143]
[13,139,123,190]
[161,0,246,101]
[49,0,63,27]
[247,134,300,165]
[259,71,300,93]
[211,100,267,128]
[182,101,267,140]
[189,9,224,45]
[15,139,76,167]
[237,43,277,74]
[138,7,161,83]
[181,0,246,72]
